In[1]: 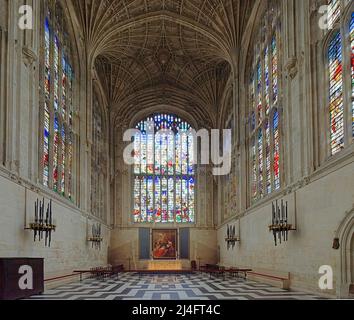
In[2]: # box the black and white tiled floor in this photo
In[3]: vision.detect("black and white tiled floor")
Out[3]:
[29,273,323,300]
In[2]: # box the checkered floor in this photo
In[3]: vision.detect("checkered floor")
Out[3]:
[29,273,323,300]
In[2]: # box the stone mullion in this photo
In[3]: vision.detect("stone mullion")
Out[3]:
[0,27,5,166]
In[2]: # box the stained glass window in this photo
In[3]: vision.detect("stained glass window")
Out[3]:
[325,3,354,155]
[249,3,281,204]
[350,13,354,137]
[133,114,195,224]
[328,31,344,155]
[41,1,75,200]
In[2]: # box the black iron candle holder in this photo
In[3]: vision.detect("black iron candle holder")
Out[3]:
[225,224,240,250]
[269,199,296,246]
[26,198,56,247]
[88,223,103,250]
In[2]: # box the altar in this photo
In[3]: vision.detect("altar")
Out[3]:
[147,260,183,271]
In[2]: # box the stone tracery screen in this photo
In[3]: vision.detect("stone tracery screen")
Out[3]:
[133,114,195,224]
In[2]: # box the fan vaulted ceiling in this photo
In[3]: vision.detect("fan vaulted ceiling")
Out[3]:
[72,0,255,127]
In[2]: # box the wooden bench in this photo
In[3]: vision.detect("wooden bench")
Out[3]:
[246,270,290,290]
[74,265,124,281]
[200,265,226,280]
[225,268,253,280]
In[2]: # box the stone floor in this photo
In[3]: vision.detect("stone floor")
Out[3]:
[29,273,324,300]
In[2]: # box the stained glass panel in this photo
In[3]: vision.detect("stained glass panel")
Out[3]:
[265,120,271,194]
[265,46,270,115]
[188,177,195,223]
[133,177,140,222]
[53,115,59,191]
[273,110,280,190]
[328,31,344,155]
[271,36,278,104]
[258,128,264,198]
[350,13,354,136]
[257,61,263,124]
[61,125,66,195]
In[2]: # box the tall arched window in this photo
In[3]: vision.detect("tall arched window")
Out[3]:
[326,1,354,156]
[248,2,282,204]
[133,114,195,224]
[41,1,75,200]
[91,92,107,221]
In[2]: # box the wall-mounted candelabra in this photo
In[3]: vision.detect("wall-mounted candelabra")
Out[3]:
[88,223,103,250]
[225,224,240,250]
[26,198,55,247]
[269,200,296,246]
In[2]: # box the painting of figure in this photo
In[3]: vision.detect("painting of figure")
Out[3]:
[152,230,177,260]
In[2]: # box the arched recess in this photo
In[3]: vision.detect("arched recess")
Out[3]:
[91,81,110,223]
[335,207,354,298]
[111,86,217,131]
[102,77,221,131]
[217,84,239,223]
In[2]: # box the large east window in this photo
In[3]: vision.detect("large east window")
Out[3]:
[133,114,195,224]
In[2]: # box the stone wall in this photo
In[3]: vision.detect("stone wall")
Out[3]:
[0,169,109,278]
[218,159,354,297]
